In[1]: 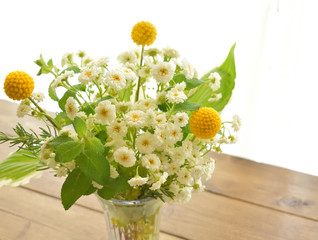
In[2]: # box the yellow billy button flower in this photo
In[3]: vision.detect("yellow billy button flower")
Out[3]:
[189,107,221,139]
[131,21,157,46]
[4,71,34,100]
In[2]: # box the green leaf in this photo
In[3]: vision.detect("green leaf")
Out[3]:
[187,43,236,112]
[61,168,92,210]
[76,137,109,185]
[73,116,87,139]
[48,136,74,149]
[0,150,43,186]
[55,140,84,163]
[48,81,59,101]
[34,54,54,76]
[173,74,204,90]
[97,175,130,200]
[61,66,81,74]
[174,101,201,112]
[55,112,72,128]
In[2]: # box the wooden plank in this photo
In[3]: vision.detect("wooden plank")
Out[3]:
[207,152,318,221]
[0,187,182,240]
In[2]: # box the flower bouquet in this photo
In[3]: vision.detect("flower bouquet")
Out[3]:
[0,21,240,239]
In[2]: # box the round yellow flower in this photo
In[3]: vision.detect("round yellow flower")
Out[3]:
[189,107,221,139]
[4,71,34,100]
[131,21,157,46]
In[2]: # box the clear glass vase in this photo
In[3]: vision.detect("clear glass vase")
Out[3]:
[96,195,163,240]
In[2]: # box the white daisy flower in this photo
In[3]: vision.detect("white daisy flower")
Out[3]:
[51,70,74,90]
[56,167,68,177]
[175,187,192,203]
[121,67,138,84]
[170,147,187,166]
[61,52,74,67]
[106,120,128,138]
[232,114,242,132]
[128,176,149,187]
[96,57,109,68]
[136,132,157,154]
[78,66,100,85]
[152,62,175,83]
[182,139,193,157]
[154,113,167,126]
[181,59,195,79]
[95,100,116,125]
[105,138,127,150]
[177,168,193,185]
[166,89,187,104]
[208,93,222,102]
[32,92,45,102]
[154,127,165,145]
[137,98,157,111]
[173,112,189,127]
[191,166,204,181]
[145,47,161,57]
[110,165,119,179]
[165,123,183,144]
[162,46,180,59]
[117,50,138,65]
[105,69,126,90]
[113,147,136,167]
[140,154,161,171]
[208,72,221,91]
[65,97,78,120]
[17,100,32,118]
[174,82,186,92]
[62,160,76,171]
[125,110,146,128]
[144,109,156,126]
[150,172,168,191]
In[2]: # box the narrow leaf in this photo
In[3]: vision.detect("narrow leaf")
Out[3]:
[61,168,92,210]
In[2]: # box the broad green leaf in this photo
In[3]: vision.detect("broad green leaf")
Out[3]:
[48,136,74,149]
[0,150,43,187]
[55,140,83,163]
[73,116,87,138]
[173,101,201,112]
[187,43,236,112]
[97,175,130,200]
[61,168,92,210]
[173,74,205,90]
[76,137,109,185]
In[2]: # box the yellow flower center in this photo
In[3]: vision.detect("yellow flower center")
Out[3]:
[85,71,92,77]
[4,71,34,100]
[131,21,157,46]
[189,107,221,139]
[113,75,120,81]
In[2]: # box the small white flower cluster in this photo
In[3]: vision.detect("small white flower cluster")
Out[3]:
[35,46,239,203]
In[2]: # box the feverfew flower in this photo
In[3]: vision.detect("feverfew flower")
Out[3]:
[121,67,138,84]
[177,168,193,185]
[152,62,175,83]
[51,70,74,90]
[181,59,195,79]
[32,92,45,102]
[106,120,128,138]
[162,46,180,59]
[173,112,189,127]
[61,52,74,67]
[141,154,161,171]
[95,100,116,125]
[232,114,241,132]
[110,165,119,179]
[128,176,149,187]
[125,110,146,128]
[17,100,32,118]
[208,93,222,102]
[165,123,183,144]
[114,147,136,167]
[105,69,126,90]
[117,50,138,65]
[56,167,68,177]
[208,72,221,91]
[166,83,187,104]
[78,66,101,85]
[65,97,78,120]
[136,132,157,154]
[150,172,168,190]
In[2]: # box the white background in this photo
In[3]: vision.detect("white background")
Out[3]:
[1,0,317,176]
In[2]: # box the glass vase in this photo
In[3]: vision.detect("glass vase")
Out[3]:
[96,195,163,240]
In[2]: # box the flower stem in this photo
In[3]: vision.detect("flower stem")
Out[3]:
[135,46,145,102]
[28,97,61,130]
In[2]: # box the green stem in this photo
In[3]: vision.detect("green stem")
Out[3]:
[28,97,61,130]
[135,46,145,102]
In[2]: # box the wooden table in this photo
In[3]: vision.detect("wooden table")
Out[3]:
[1,99,318,240]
